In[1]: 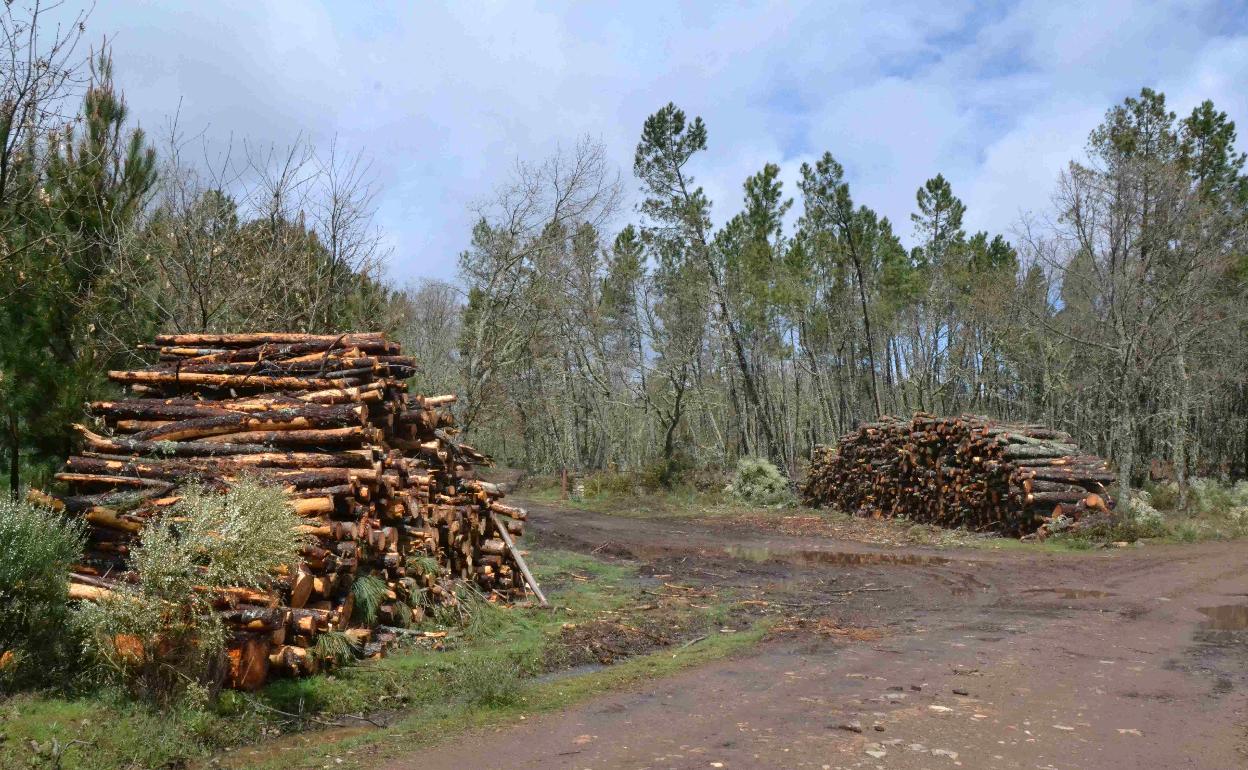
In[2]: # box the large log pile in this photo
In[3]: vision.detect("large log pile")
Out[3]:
[36,332,539,689]
[801,414,1116,536]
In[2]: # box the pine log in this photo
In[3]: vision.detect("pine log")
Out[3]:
[1001,443,1082,459]
[79,449,374,470]
[54,473,174,491]
[289,569,315,609]
[291,497,335,516]
[68,583,117,602]
[91,400,233,420]
[171,340,382,365]
[109,369,355,391]
[52,330,530,688]
[297,382,386,404]
[129,404,364,442]
[77,424,312,457]
[153,332,384,347]
[226,635,271,691]
[83,507,145,533]
[196,426,378,446]
[158,357,380,376]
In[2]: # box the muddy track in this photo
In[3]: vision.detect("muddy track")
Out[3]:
[389,500,1248,769]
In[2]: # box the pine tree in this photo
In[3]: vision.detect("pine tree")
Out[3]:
[0,48,156,493]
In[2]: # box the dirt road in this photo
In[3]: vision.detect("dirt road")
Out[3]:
[390,502,1248,769]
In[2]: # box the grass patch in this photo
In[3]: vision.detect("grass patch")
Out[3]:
[215,621,767,770]
[0,690,243,769]
[523,473,789,520]
[965,536,1103,554]
[0,546,745,770]
[521,473,1099,553]
[1153,516,1248,543]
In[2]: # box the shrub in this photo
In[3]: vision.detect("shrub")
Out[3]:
[686,465,731,493]
[1189,477,1248,519]
[1143,481,1181,512]
[450,653,522,707]
[583,471,638,498]
[1126,491,1165,528]
[391,602,414,628]
[75,478,306,704]
[728,457,794,507]
[1054,512,1167,546]
[0,499,86,690]
[1116,478,1248,542]
[451,585,512,641]
[641,450,696,489]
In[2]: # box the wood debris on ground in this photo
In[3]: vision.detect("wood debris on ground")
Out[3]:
[766,619,883,641]
[32,331,541,689]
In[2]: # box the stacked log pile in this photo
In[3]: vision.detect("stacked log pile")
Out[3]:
[37,332,539,689]
[801,414,1116,536]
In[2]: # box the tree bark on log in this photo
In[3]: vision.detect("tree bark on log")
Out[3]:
[109,370,348,391]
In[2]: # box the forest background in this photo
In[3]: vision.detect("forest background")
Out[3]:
[3,3,1246,502]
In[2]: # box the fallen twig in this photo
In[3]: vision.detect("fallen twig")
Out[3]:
[245,695,345,728]
[678,634,709,650]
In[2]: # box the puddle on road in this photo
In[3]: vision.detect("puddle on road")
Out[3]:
[1023,588,1114,600]
[1197,604,1248,631]
[723,545,951,567]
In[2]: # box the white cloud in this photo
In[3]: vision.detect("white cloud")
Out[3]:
[80,0,1248,282]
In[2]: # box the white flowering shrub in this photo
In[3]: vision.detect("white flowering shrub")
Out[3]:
[1188,477,1248,519]
[1126,491,1165,528]
[729,457,795,507]
[1223,481,1248,524]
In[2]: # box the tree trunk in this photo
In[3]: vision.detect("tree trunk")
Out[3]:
[1172,350,1189,507]
[1114,376,1136,506]
[847,244,883,419]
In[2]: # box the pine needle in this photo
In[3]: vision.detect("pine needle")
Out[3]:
[350,574,390,626]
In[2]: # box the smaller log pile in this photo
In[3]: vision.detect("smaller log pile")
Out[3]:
[36,332,541,689]
[801,414,1116,536]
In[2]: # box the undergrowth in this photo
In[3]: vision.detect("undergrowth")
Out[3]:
[728,457,795,507]
[0,547,746,770]
[0,499,86,691]
[524,468,795,518]
[74,478,306,704]
[1120,477,1248,542]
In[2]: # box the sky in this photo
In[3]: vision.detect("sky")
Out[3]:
[84,0,1248,284]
